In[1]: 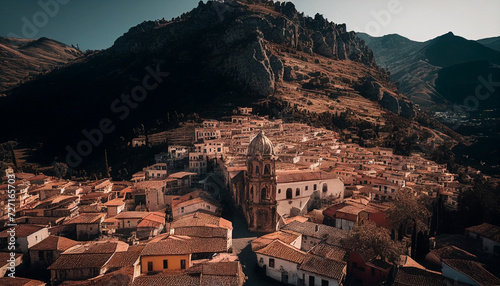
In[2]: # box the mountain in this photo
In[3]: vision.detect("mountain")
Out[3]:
[0,37,82,95]
[478,36,500,52]
[357,32,500,108]
[0,0,456,170]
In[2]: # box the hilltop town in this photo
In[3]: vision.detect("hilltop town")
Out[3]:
[1,107,499,286]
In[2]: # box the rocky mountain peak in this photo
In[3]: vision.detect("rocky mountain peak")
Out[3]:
[110,0,375,96]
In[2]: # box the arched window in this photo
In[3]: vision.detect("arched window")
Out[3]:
[296,188,300,197]
[322,183,328,193]
[264,164,271,175]
[255,165,260,175]
[261,188,267,201]
[286,188,293,199]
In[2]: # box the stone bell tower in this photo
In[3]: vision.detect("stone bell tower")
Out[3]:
[245,130,278,232]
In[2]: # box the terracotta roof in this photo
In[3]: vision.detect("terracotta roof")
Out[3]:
[443,259,500,286]
[63,213,105,225]
[105,247,143,269]
[200,275,242,286]
[114,211,149,220]
[29,235,79,251]
[393,267,446,286]
[134,180,167,190]
[48,253,114,270]
[430,245,478,261]
[299,254,346,280]
[255,240,306,264]
[283,216,309,225]
[141,235,227,256]
[309,243,347,261]
[0,224,45,237]
[137,213,166,228]
[63,241,128,254]
[168,172,196,179]
[465,223,500,243]
[276,170,338,183]
[0,252,22,265]
[27,174,50,181]
[0,277,46,286]
[59,266,134,286]
[170,211,232,230]
[103,198,125,206]
[251,231,300,251]
[137,219,163,229]
[201,261,241,276]
[14,172,36,180]
[433,234,476,254]
[173,226,227,238]
[132,272,200,286]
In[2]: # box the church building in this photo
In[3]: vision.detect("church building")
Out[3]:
[231,131,344,233]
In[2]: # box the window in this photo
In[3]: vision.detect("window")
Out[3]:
[261,188,267,200]
[207,205,210,210]
[255,165,260,175]
[309,276,315,286]
[286,188,293,199]
[322,279,329,286]
[278,189,281,194]
[314,184,317,191]
[296,188,300,196]
[147,261,153,272]
[89,227,93,231]
[163,260,168,269]
[305,186,308,191]
[322,183,328,193]
[264,164,271,175]
[180,259,186,269]
[269,258,275,268]
[181,207,184,213]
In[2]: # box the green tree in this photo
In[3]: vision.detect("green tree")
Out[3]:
[387,189,433,259]
[387,189,432,238]
[341,222,406,264]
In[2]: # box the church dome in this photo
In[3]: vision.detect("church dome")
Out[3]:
[248,130,275,156]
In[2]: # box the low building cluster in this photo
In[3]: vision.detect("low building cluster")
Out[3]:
[0,107,498,285]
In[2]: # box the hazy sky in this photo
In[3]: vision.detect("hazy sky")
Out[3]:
[1,0,499,50]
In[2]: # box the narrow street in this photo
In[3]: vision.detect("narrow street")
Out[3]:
[221,193,278,286]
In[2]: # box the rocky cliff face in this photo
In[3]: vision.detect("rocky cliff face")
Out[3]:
[110,0,375,97]
[355,76,416,119]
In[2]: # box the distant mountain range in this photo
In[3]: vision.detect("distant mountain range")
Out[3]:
[478,36,500,52]
[357,32,500,109]
[0,37,82,95]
